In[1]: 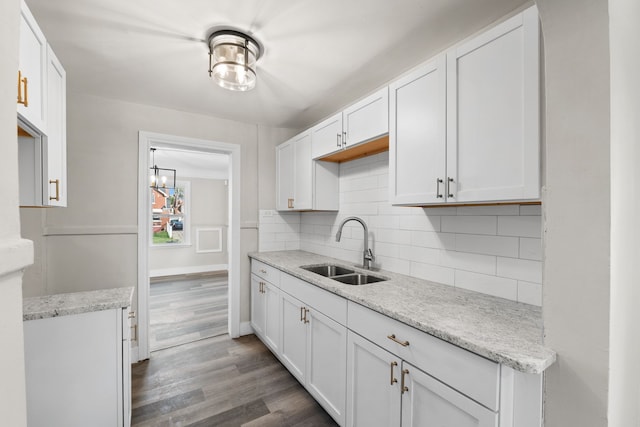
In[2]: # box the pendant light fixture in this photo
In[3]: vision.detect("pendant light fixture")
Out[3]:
[149,148,176,190]
[207,29,262,91]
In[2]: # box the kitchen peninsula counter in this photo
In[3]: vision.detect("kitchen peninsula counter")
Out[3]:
[23,287,134,321]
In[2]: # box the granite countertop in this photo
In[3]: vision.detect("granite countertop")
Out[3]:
[249,250,556,374]
[23,287,135,321]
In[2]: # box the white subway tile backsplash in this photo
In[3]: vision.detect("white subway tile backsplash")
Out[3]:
[519,205,542,215]
[439,251,497,275]
[411,231,456,250]
[398,215,441,232]
[410,262,455,286]
[497,215,541,238]
[261,153,543,306]
[455,234,519,258]
[455,271,518,300]
[519,238,542,261]
[441,216,497,235]
[497,257,542,283]
[517,281,543,306]
[457,205,520,216]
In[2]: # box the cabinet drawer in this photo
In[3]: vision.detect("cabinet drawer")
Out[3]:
[347,301,499,410]
[280,273,347,325]
[251,260,280,285]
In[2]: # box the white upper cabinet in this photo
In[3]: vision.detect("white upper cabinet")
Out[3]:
[17,0,68,207]
[18,0,47,133]
[311,113,343,160]
[447,7,540,203]
[312,87,389,160]
[390,5,540,206]
[46,46,67,207]
[276,131,339,212]
[389,56,446,205]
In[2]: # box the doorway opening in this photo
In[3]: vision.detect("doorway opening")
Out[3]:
[137,132,241,361]
[147,147,229,352]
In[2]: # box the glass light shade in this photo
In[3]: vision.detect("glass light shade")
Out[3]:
[208,31,261,91]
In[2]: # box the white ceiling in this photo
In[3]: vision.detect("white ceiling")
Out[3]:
[152,147,229,180]
[26,0,529,129]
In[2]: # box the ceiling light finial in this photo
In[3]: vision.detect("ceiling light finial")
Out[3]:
[207,29,262,92]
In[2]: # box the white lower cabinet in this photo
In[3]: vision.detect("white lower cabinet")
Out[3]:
[250,274,281,354]
[249,259,543,427]
[400,361,497,427]
[346,332,401,427]
[23,307,132,427]
[278,284,347,425]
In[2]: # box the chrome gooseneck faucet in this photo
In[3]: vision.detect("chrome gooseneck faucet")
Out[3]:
[336,216,374,270]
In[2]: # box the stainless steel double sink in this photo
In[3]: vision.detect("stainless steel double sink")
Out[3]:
[300,264,387,285]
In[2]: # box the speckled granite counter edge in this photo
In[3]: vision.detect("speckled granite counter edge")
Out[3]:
[249,251,556,374]
[23,287,135,321]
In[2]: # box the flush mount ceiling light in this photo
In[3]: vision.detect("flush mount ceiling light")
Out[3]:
[207,29,262,92]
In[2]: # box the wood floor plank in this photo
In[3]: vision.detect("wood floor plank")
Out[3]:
[131,334,338,427]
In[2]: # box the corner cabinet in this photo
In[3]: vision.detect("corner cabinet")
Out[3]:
[23,307,132,427]
[390,5,540,206]
[17,0,68,207]
[311,88,389,160]
[276,131,339,211]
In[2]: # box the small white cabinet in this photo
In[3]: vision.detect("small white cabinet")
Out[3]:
[251,261,282,354]
[390,6,540,206]
[312,88,389,159]
[23,307,132,427]
[18,0,47,132]
[276,130,339,211]
[44,45,67,206]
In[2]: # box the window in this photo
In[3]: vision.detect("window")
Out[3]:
[151,180,190,246]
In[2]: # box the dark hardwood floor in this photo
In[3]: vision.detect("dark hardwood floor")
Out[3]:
[149,273,229,351]
[131,334,339,426]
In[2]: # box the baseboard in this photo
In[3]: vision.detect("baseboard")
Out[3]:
[239,321,254,336]
[149,264,228,278]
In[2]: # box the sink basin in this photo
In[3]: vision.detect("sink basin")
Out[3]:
[301,264,355,277]
[331,273,387,285]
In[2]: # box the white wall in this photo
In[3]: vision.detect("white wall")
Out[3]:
[149,177,228,276]
[261,151,543,306]
[0,0,30,424]
[536,0,611,425]
[18,92,295,332]
[608,0,640,424]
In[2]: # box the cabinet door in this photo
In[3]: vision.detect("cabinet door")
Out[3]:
[18,0,47,132]
[389,56,447,205]
[343,87,389,149]
[306,308,347,425]
[446,6,540,202]
[250,275,266,337]
[346,332,401,427]
[121,308,132,427]
[401,361,497,427]
[275,139,295,211]
[45,46,67,207]
[311,112,343,159]
[263,282,281,355]
[280,291,307,384]
[293,132,313,210]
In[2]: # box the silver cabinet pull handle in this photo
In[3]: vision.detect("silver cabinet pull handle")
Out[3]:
[447,177,454,198]
[336,133,341,148]
[436,178,443,198]
[387,334,410,347]
[342,131,347,147]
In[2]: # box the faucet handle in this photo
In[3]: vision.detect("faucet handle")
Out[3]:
[366,248,375,261]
